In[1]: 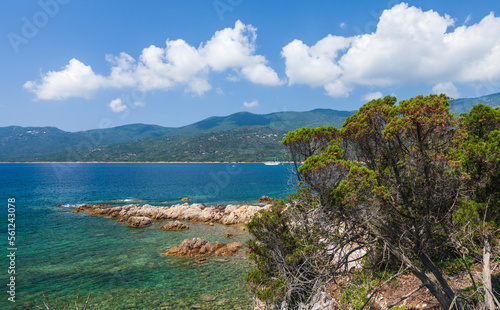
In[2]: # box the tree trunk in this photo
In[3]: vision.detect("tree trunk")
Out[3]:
[483,236,495,310]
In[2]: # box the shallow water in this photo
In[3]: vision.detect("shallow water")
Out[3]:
[0,163,296,309]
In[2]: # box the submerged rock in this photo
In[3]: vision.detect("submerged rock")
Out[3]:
[215,242,243,256]
[163,238,243,257]
[181,197,191,201]
[127,216,152,228]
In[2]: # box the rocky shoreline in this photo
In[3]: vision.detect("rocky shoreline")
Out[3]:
[67,201,271,225]
[62,201,271,258]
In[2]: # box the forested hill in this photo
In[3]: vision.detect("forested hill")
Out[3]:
[0,109,354,162]
[1,92,499,162]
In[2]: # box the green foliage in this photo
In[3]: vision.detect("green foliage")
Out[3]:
[459,104,500,229]
[339,269,394,310]
[245,200,301,304]
[436,256,475,276]
[282,126,339,145]
[248,94,500,308]
[298,142,344,175]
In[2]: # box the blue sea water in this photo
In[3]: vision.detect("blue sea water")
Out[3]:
[0,163,297,309]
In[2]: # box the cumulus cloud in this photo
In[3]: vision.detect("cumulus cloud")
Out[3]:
[108,98,127,113]
[282,3,500,97]
[432,82,460,98]
[23,59,109,100]
[25,21,281,100]
[362,91,383,101]
[243,99,259,108]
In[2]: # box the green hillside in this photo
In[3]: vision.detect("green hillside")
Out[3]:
[2,92,499,162]
[0,108,355,161]
[450,92,500,115]
[33,126,288,162]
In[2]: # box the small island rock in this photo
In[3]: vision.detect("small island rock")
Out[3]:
[259,196,274,203]
[127,216,152,228]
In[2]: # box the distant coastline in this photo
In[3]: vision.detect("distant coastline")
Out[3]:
[0,161,295,164]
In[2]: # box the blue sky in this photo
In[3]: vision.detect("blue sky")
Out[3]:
[1,0,500,132]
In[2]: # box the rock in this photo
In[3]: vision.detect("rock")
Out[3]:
[155,220,189,231]
[181,197,191,201]
[208,223,214,226]
[220,205,266,225]
[199,294,216,302]
[196,257,207,264]
[116,217,125,223]
[163,238,243,257]
[57,204,63,207]
[67,202,266,225]
[217,204,226,211]
[162,201,169,203]
[225,233,234,238]
[127,216,152,228]
[71,204,93,213]
[259,196,274,203]
[215,242,244,256]
[226,242,244,253]
[298,291,337,310]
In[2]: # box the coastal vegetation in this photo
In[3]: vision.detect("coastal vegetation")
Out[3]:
[246,94,500,309]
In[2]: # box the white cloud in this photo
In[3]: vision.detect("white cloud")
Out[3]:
[282,3,500,97]
[133,101,145,107]
[243,99,259,108]
[340,22,346,29]
[362,91,383,101]
[25,21,281,100]
[23,59,110,100]
[432,82,460,98]
[108,98,127,113]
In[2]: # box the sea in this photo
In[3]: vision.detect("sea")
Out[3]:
[0,163,297,310]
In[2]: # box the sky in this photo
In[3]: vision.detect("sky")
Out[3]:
[1,0,500,132]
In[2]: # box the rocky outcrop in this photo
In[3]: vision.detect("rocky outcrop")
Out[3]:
[259,196,274,204]
[67,202,269,225]
[162,238,243,257]
[219,205,264,225]
[298,291,338,310]
[215,242,244,256]
[154,220,189,231]
[127,216,152,228]
[181,197,191,201]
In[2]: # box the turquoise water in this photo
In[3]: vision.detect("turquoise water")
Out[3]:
[0,163,296,309]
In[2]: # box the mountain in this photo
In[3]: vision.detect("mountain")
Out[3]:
[0,109,355,161]
[173,108,354,135]
[0,124,174,161]
[33,126,289,163]
[1,92,499,162]
[449,92,500,115]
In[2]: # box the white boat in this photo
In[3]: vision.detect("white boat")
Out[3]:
[263,161,280,166]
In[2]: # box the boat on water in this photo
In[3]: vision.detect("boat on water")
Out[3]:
[263,161,281,165]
